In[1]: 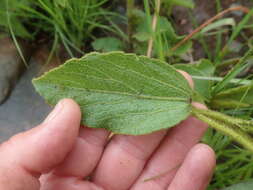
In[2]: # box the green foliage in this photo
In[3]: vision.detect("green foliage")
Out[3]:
[212,47,253,95]
[26,0,113,55]
[218,8,253,61]
[177,48,253,189]
[221,180,253,190]
[131,9,192,58]
[92,37,125,52]
[212,84,253,109]
[175,59,215,100]
[2,0,118,56]
[33,52,192,135]
[200,18,235,35]
[0,0,31,38]
[203,128,253,189]
[163,0,195,11]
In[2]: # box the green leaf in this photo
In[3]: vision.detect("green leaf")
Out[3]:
[171,40,192,56]
[0,0,31,38]
[212,84,253,109]
[212,47,253,95]
[92,37,124,52]
[200,18,235,34]
[33,52,192,135]
[54,0,68,7]
[164,0,195,9]
[221,180,253,190]
[133,32,150,42]
[133,13,192,56]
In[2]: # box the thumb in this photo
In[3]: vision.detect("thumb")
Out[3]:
[0,99,81,190]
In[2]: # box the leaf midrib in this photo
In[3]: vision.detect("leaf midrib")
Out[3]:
[38,81,189,102]
[86,103,189,122]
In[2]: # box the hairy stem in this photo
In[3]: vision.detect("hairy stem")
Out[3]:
[192,107,253,152]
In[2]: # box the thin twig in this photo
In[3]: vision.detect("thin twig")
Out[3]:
[147,0,161,58]
[143,164,181,182]
[171,6,250,52]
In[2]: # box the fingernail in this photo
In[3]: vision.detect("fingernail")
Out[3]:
[44,100,65,123]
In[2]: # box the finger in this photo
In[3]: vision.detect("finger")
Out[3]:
[50,127,109,178]
[0,99,81,190]
[177,70,194,89]
[131,104,208,189]
[92,130,167,190]
[167,144,215,190]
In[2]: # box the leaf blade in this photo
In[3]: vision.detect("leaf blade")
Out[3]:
[33,52,192,135]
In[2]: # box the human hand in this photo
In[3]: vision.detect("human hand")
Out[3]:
[0,73,215,190]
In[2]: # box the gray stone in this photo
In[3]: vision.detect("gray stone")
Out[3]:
[0,59,51,143]
[0,76,10,103]
[0,38,31,104]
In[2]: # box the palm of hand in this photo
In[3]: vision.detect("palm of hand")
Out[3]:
[38,103,214,190]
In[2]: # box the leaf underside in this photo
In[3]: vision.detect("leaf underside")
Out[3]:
[33,52,192,135]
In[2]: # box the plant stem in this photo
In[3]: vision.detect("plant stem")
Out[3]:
[192,107,253,153]
[127,0,134,51]
[147,0,161,58]
[191,76,252,86]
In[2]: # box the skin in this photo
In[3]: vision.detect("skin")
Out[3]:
[0,72,216,190]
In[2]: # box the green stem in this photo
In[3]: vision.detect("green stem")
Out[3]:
[126,0,134,51]
[192,107,253,152]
